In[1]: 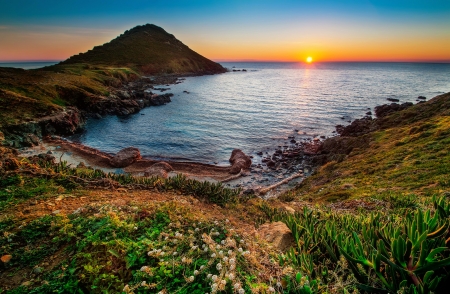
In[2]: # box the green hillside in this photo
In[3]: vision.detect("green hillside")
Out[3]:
[61,24,225,75]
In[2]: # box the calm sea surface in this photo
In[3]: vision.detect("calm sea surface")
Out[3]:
[73,62,450,164]
[0,61,58,69]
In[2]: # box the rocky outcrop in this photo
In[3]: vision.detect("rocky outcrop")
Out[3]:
[2,107,85,148]
[335,116,376,137]
[144,162,174,178]
[374,102,413,118]
[110,147,142,168]
[229,149,252,174]
[257,222,295,252]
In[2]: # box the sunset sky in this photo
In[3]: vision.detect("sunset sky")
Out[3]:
[1,0,450,62]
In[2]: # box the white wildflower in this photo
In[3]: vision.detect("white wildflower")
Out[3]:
[194,270,199,275]
[212,275,218,282]
[234,283,241,289]
[238,288,245,294]
[188,276,194,282]
[228,250,233,255]
[229,258,235,264]
[140,266,149,272]
[207,274,212,279]
[211,253,216,258]
[238,248,243,253]
[216,263,222,270]
[141,281,147,286]
[223,257,228,262]
[220,279,226,285]
[268,286,275,292]
[228,273,234,280]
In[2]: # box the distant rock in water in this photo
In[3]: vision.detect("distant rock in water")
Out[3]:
[387,98,400,102]
[60,24,226,75]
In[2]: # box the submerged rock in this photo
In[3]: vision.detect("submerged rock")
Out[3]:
[110,147,141,168]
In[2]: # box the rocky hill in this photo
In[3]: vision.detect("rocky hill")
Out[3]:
[60,24,226,75]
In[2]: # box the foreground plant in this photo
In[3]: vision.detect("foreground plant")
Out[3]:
[261,195,450,293]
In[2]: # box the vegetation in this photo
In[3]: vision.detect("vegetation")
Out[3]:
[0,24,225,129]
[258,195,450,293]
[1,77,449,291]
[61,24,225,75]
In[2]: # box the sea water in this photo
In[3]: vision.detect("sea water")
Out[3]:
[74,62,450,164]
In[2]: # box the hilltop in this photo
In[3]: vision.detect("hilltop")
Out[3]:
[60,24,226,75]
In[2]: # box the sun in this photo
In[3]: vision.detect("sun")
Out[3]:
[306,56,313,63]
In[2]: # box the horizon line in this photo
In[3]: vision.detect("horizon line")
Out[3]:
[1,59,450,64]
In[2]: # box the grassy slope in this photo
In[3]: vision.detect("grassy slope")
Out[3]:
[285,92,450,203]
[61,24,225,75]
[0,65,138,127]
[0,24,225,129]
[1,93,450,293]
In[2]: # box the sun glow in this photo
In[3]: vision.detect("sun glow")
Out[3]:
[306,56,313,63]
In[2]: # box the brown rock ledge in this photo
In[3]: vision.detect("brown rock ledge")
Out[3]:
[44,137,251,182]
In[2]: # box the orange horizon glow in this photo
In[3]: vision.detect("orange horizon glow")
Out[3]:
[1,26,450,63]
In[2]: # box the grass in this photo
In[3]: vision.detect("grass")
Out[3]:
[285,94,450,203]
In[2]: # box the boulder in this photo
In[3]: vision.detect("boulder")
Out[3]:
[257,222,295,252]
[229,149,252,174]
[374,102,413,118]
[144,162,174,178]
[110,147,141,168]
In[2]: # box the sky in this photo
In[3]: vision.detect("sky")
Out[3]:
[1,0,450,62]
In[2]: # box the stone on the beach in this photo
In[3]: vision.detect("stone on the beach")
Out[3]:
[257,221,294,252]
[110,147,141,168]
[144,162,174,178]
[229,149,252,174]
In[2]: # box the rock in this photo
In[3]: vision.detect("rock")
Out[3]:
[267,160,276,168]
[144,162,174,178]
[366,111,372,115]
[374,102,413,118]
[229,149,252,174]
[257,222,294,251]
[335,116,374,137]
[418,96,426,100]
[387,98,400,102]
[110,147,141,168]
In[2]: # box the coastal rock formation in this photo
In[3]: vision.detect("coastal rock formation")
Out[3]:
[257,222,295,252]
[2,107,85,148]
[144,162,174,178]
[229,149,252,174]
[110,147,142,168]
[375,102,413,118]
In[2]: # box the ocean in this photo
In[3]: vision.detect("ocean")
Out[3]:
[70,62,450,164]
[0,61,59,69]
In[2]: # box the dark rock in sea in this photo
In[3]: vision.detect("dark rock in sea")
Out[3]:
[256,151,263,156]
[387,98,400,102]
[110,147,142,168]
[366,111,372,115]
[229,149,252,174]
[418,96,426,100]
[290,139,296,144]
[144,162,174,178]
[242,69,247,72]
